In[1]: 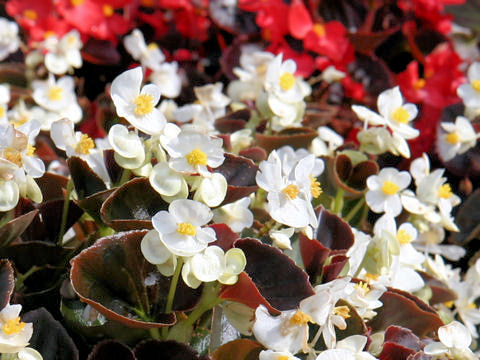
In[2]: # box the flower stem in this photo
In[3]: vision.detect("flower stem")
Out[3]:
[344,197,365,223]
[149,327,160,340]
[333,187,344,215]
[162,257,184,338]
[57,179,74,245]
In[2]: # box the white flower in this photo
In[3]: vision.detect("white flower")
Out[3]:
[269,227,295,250]
[265,54,307,104]
[437,116,479,162]
[7,100,46,130]
[108,124,146,170]
[151,199,216,256]
[163,129,224,176]
[111,67,167,135]
[259,350,301,360]
[0,84,10,123]
[457,62,480,109]
[256,151,317,228]
[346,281,386,320]
[141,230,176,276]
[253,305,310,355]
[0,304,33,354]
[316,335,377,360]
[149,161,188,202]
[149,62,182,99]
[32,74,82,124]
[424,321,475,359]
[0,18,20,61]
[366,168,411,216]
[181,246,246,288]
[321,66,346,84]
[44,30,83,75]
[352,86,418,140]
[310,126,344,157]
[212,197,254,233]
[18,347,43,360]
[123,29,165,71]
[50,119,110,184]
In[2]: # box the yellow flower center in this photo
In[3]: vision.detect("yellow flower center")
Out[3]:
[256,63,267,75]
[396,229,412,245]
[445,132,459,144]
[186,149,208,167]
[472,80,480,93]
[176,222,196,236]
[467,303,476,310]
[333,305,350,319]
[282,184,299,199]
[23,9,38,20]
[391,107,410,124]
[26,145,36,157]
[354,281,370,295]
[276,356,289,360]
[279,72,295,91]
[48,86,64,101]
[0,105,5,119]
[313,23,326,37]
[133,94,155,116]
[438,183,453,199]
[11,115,29,128]
[414,78,425,90]
[71,0,84,6]
[365,273,379,281]
[44,30,56,39]
[309,174,322,198]
[289,310,312,326]
[444,301,454,308]
[2,317,26,335]
[103,4,114,17]
[67,34,77,46]
[3,148,22,167]
[75,134,94,155]
[147,43,158,51]
[381,180,400,195]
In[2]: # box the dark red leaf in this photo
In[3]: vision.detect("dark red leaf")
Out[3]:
[35,172,69,201]
[87,340,135,360]
[68,156,107,199]
[209,223,240,251]
[0,210,38,246]
[0,260,14,310]
[315,207,354,251]
[212,339,264,360]
[239,147,267,162]
[322,255,348,283]
[134,340,201,360]
[234,238,314,311]
[298,232,330,281]
[255,127,318,153]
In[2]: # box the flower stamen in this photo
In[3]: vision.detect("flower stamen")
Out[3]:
[282,184,299,199]
[186,149,208,167]
[381,181,400,195]
[177,222,196,236]
[133,94,154,116]
[48,86,64,101]
[2,317,25,335]
[279,72,295,91]
[75,134,94,155]
[309,174,322,198]
[392,107,410,124]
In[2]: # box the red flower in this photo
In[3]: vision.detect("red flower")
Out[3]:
[56,0,131,43]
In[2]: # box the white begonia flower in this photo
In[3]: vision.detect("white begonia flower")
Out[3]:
[192,172,228,207]
[352,86,419,140]
[31,75,82,125]
[424,321,475,359]
[320,66,346,84]
[212,197,254,233]
[259,350,301,360]
[111,67,167,136]
[253,305,311,355]
[450,281,480,339]
[163,129,224,176]
[123,29,165,71]
[44,30,83,75]
[0,304,33,354]
[0,18,20,61]
[347,229,372,277]
[149,161,188,201]
[0,84,10,123]
[108,124,146,170]
[141,230,177,276]
[366,168,411,217]
[7,100,46,130]
[269,227,295,250]
[149,62,182,99]
[182,246,246,288]
[230,129,253,154]
[151,199,216,257]
[316,335,377,360]
[310,126,344,157]
[437,116,479,162]
[457,62,480,109]
[256,151,317,229]
[18,347,43,360]
[0,178,19,212]
[50,119,110,184]
[158,99,178,122]
[346,281,386,320]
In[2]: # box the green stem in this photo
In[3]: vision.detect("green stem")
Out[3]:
[118,169,131,186]
[333,187,344,215]
[344,197,365,223]
[149,327,160,340]
[58,179,74,245]
[209,306,223,353]
[162,257,184,338]
[15,265,41,291]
